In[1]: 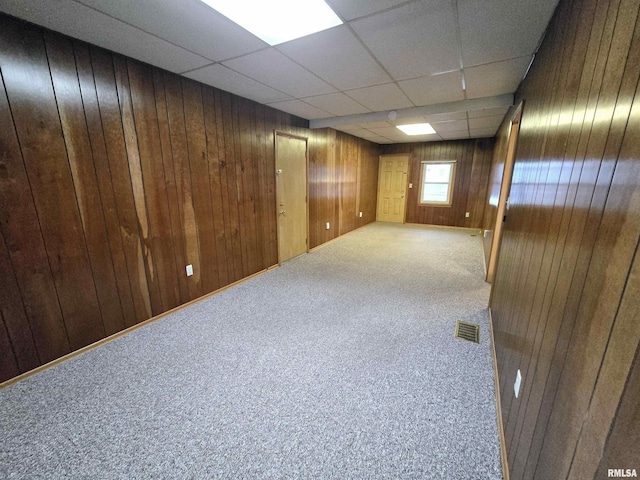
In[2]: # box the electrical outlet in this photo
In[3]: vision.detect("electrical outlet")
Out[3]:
[359,212,363,218]
[465,212,470,218]
[409,183,413,188]
[326,222,330,230]
[514,369,522,398]
[186,264,193,277]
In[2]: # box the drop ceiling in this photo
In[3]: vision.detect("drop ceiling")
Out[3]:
[0,0,559,144]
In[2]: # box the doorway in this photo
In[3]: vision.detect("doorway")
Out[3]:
[486,104,522,283]
[275,132,308,264]
[376,154,409,223]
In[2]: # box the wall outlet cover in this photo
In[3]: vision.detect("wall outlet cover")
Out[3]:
[186,264,193,277]
[359,212,363,218]
[514,369,522,398]
[326,222,330,230]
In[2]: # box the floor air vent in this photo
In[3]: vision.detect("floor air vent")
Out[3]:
[455,320,480,343]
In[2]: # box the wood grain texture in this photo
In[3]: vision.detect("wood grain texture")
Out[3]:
[308,129,379,248]
[380,139,494,228]
[0,13,380,383]
[45,32,126,337]
[91,48,154,324]
[482,119,512,268]
[0,63,70,366]
[486,0,640,478]
[0,17,105,352]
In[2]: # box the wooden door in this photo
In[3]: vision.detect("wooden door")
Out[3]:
[376,154,409,223]
[487,107,522,283]
[275,133,308,263]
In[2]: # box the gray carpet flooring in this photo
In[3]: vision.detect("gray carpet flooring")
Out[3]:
[0,223,502,479]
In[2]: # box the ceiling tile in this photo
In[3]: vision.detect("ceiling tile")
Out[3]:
[439,131,471,140]
[358,121,394,128]
[327,0,413,21]
[392,116,428,126]
[71,0,266,62]
[346,83,413,111]
[467,106,510,118]
[424,111,468,123]
[267,99,333,119]
[470,127,499,138]
[432,119,469,132]
[184,64,291,104]
[469,115,505,130]
[334,126,370,135]
[302,92,370,116]
[458,0,559,66]
[277,26,391,90]
[465,56,532,99]
[0,0,211,73]
[223,49,336,98]
[398,71,465,106]
[358,133,391,143]
[409,134,443,143]
[367,126,404,137]
[350,1,460,80]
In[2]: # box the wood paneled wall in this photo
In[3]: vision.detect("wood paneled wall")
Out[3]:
[380,139,494,229]
[482,119,512,265]
[487,0,640,477]
[308,129,379,248]
[0,14,378,383]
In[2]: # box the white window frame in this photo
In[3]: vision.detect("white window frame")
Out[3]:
[419,160,457,206]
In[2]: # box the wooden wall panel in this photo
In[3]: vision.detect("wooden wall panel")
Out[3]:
[152,69,191,306]
[482,119,511,267]
[91,48,153,324]
[356,138,380,229]
[77,44,139,329]
[486,0,640,478]
[0,64,70,366]
[0,17,105,351]
[182,78,220,294]
[308,129,379,249]
[0,14,380,383]
[46,32,126,337]
[380,139,494,229]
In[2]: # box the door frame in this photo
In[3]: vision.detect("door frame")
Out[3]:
[274,131,309,265]
[487,102,523,284]
[376,153,410,223]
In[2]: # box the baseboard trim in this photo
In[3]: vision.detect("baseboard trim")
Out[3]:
[488,307,510,480]
[0,266,276,390]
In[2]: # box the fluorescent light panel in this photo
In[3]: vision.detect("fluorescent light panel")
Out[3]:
[201,0,342,46]
[397,123,436,135]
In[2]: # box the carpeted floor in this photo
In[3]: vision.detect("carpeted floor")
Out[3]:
[0,223,502,479]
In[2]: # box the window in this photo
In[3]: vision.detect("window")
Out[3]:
[419,161,456,206]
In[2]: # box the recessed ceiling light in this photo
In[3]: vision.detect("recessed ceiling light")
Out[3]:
[396,123,436,135]
[201,0,343,46]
